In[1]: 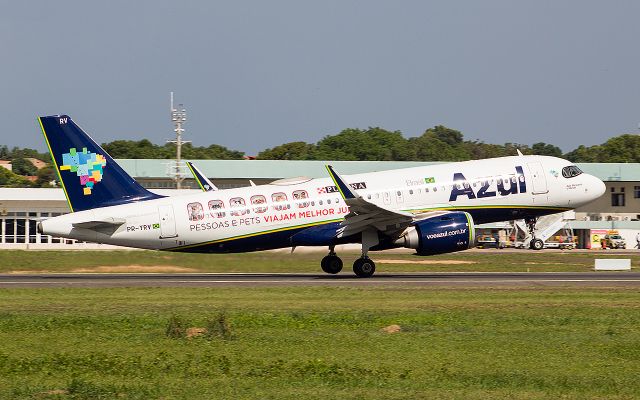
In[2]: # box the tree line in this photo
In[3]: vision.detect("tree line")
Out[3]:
[103,125,640,163]
[1,125,639,187]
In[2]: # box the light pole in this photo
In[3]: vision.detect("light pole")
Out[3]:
[167,92,190,189]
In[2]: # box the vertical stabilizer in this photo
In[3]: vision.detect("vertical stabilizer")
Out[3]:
[38,115,161,212]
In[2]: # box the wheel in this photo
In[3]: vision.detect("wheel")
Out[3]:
[321,255,343,274]
[531,239,544,250]
[353,257,376,278]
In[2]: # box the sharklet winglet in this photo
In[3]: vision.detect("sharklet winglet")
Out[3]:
[186,161,217,192]
[325,165,357,200]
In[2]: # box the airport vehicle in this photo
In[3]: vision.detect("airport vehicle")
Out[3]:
[37,115,606,277]
[543,231,577,250]
[476,234,505,249]
[604,231,626,249]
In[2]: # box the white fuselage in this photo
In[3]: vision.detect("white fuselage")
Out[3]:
[40,155,605,252]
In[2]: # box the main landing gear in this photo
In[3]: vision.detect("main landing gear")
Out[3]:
[352,257,375,278]
[321,230,378,278]
[320,251,376,278]
[321,247,343,274]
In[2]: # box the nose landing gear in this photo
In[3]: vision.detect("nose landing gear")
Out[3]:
[525,217,544,250]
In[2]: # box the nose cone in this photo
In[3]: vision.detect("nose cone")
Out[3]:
[586,175,606,201]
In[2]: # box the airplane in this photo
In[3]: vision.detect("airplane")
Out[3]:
[37,115,606,277]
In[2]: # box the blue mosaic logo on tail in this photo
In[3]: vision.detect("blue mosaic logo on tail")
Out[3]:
[60,147,107,195]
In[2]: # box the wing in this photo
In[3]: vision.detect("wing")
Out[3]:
[325,165,414,238]
[186,161,218,191]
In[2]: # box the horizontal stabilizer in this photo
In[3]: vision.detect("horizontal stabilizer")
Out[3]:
[72,217,126,230]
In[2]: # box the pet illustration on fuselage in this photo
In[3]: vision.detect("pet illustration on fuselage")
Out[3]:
[37,115,606,277]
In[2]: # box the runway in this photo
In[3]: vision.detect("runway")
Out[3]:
[1,272,640,288]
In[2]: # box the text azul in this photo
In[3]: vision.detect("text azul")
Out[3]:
[449,166,527,202]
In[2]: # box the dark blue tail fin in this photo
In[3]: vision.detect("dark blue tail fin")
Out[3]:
[38,115,161,212]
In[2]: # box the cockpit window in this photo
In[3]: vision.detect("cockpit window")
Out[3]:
[562,165,583,178]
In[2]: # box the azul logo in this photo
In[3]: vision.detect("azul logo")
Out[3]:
[60,147,107,195]
[449,166,526,202]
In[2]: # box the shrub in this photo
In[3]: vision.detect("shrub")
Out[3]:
[205,312,233,340]
[165,315,185,339]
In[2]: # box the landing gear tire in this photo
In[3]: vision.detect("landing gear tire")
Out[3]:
[531,239,544,251]
[321,255,343,274]
[353,258,376,278]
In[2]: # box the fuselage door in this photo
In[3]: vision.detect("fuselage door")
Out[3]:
[158,205,178,238]
[527,162,549,195]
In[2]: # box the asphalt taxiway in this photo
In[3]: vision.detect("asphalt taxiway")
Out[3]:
[1,272,640,288]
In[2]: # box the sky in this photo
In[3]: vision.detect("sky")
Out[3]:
[1,1,639,155]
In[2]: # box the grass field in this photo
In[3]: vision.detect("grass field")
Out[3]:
[0,248,639,273]
[1,286,640,399]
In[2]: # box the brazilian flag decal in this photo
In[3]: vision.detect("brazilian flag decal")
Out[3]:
[425,177,436,184]
[152,223,160,229]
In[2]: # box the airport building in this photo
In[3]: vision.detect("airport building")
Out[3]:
[1,160,639,249]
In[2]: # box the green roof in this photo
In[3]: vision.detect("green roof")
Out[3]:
[576,163,640,182]
[115,159,440,179]
[115,159,640,182]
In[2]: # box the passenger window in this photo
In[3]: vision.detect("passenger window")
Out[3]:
[208,200,226,218]
[293,190,310,208]
[250,195,267,213]
[230,197,248,216]
[187,202,204,221]
[272,192,289,211]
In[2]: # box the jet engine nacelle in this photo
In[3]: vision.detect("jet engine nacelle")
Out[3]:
[396,211,476,256]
